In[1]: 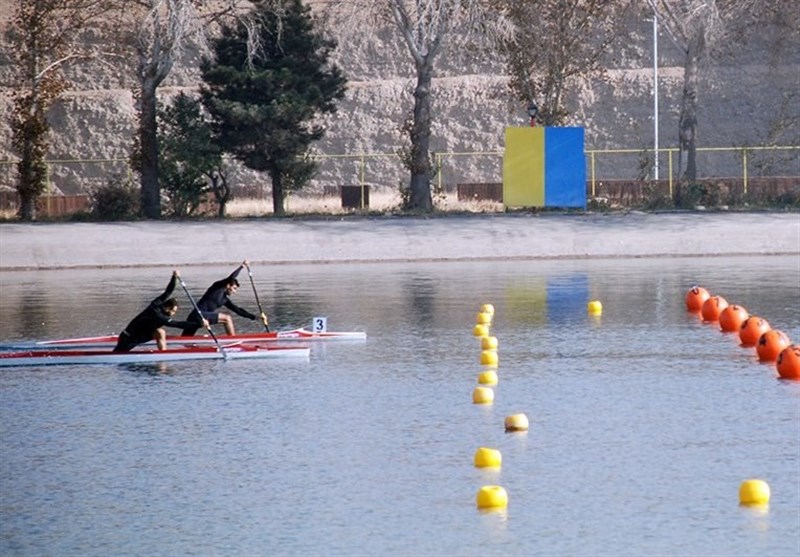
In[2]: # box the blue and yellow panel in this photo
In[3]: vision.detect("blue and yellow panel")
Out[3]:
[504,273,589,327]
[503,127,586,209]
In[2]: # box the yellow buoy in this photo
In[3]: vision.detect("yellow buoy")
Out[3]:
[739,479,770,506]
[480,350,498,366]
[504,413,529,432]
[476,485,508,509]
[481,336,498,351]
[480,303,495,316]
[588,300,603,315]
[474,447,502,468]
[472,386,494,404]
[472,324,489,337]
[476,312,492,325]
[477,369,498,385]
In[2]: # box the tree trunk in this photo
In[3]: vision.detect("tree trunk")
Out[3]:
[271,170,285,215]
[14,93,49,221]
[139,78,161,219]
[17,195,36,221]
[16,139,42,221]
[407,60,434,212]
[679,38,702,183]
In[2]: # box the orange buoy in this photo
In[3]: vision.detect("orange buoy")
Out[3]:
[685,286,710,312]
[701,295,728,322]
[718,304,749,333]
[756,330,791,362]
[776,345,800,380]
[739,316,771,347]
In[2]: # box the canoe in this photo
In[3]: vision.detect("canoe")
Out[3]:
[1,327,367,351]
[0,344,310,367]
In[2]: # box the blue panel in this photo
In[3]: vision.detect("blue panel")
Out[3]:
[546,273,589,325]
[544,127,586,208]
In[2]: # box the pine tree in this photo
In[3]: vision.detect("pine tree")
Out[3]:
[200,0,346,215]
[158,93,224,218]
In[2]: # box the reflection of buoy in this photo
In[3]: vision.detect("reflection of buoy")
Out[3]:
[474,447,502,468]
[477,369,498,385]
[685,286,710,312]
[739,316,771,347]
[473,386,494,404]
[739,479,770,506]
[476,312,492,325]
[504,413,529,432]
[587,300,603,315]
[476,485,508,509]
[481,336,498,350]
[757,330,791,362]
[481,304,495,316]
[719,304,749,333]
[776,345,800,380]
[473,324,489,337]
[480,350,498,366]
[701,295,728,322]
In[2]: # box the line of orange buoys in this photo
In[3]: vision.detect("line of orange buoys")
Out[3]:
[685,285,797,508]
[685,286,798,380]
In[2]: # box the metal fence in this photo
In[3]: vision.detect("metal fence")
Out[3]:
[1,145,798,199]
[0,158,132,195]
[586,146,800,197]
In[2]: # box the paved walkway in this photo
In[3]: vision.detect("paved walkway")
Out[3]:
[1,212,798,270]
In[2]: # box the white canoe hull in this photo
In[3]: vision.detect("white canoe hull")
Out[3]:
[0,345,310,367]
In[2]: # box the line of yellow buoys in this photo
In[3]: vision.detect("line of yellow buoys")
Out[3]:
[470,303,531,511]
[469,299,600,511]
[686,285,799,507]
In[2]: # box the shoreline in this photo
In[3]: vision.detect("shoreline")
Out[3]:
[1,212,798,271]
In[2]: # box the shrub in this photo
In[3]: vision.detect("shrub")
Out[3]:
[90,174,139,220]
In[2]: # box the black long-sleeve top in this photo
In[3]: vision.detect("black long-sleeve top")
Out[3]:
[194,265,256,320]
[120,275,199,342]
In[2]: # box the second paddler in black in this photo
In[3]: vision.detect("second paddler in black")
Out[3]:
[113,270,208,352]
[181,260,268,337]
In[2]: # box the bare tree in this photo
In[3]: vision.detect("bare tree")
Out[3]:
[498,0,633,127]
[322,1,513,213]
[645,0,758,183]
[121,0,208,219]
[8,0,116,220]
[121,0,279,219]
[748,1,800,148]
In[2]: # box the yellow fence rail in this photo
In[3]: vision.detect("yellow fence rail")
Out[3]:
[2,146,797,198]
[585,146,800,198]
[0,157,132,192]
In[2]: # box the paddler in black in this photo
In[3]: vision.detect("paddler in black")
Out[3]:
[113,270,208,352]
[181,260,268,337]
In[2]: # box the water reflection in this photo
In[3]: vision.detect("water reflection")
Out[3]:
[118,362,173,376]
[18,291,52,340]
[405,275,437,325]
[0,256,798,557]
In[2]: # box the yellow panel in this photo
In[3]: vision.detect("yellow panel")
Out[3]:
[505,281,548,326]
[503,127,545,207]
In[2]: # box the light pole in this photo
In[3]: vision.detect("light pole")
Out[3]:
[653,14,659,180]
[527,102,538,127]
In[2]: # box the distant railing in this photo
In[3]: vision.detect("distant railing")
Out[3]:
[310,146,799,193]
[585,145,800,197]
[1,145,797,200]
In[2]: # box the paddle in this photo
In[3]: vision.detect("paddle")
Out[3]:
[178,276,228,360]
[244,262,271,332]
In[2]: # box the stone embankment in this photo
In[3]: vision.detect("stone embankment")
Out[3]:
[1,212,798,271]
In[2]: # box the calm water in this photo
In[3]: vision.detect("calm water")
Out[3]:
[1,256,799,557]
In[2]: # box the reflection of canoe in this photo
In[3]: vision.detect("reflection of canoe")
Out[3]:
[0,345,310,367]
[2,328,367,351]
